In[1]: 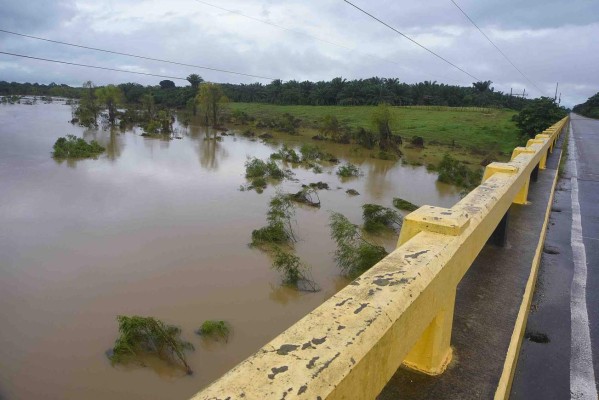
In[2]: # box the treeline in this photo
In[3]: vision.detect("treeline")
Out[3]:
[221,78,530,109]
[573,92,599,119]
[1,77,531,110]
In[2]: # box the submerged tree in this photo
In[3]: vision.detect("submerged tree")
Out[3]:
[329,212,388,277]
[272,247,319,292]
[196,320,230,342]
[96,85,124,125]
[108,315,194,374]
[371,103,400,151]
[251,193,297,246]
[196,83,229,126]
[362,204,402,233]
[74,80,100,127]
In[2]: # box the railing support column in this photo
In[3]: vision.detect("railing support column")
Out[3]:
[489,210,510,247]
[483,163,529,205]
[531,163,540,182]
[403,289,456,375]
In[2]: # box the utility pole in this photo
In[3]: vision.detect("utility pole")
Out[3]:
[558,93,562,104]
[554,82,559,101]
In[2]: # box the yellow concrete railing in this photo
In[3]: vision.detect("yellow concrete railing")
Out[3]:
[191,117,569,400]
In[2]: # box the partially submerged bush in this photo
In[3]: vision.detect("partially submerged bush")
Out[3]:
[251,193,297,246]
[108,315,194,374]
[346,188,360,196]
[300,143,328,162]
[329,212,388,278]
[336,163,361,178]
[411,136,425,148]
[271,145,301,163]
[393,197,419,212]
[287,188,320,208]
[52,134,105,159]
[196,320,230,342]
[437,154,482,190]
[362,204,402,233]
[271,248,318,292]
[245,157,292,190]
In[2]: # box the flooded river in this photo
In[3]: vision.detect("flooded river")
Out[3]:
[0,101,461,400]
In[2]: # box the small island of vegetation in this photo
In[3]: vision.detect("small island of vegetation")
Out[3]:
[52,134,105,159]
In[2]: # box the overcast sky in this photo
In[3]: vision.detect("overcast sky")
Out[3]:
[0,0,597,107]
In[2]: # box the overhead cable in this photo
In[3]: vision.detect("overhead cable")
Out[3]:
[0,51,189,81]
[448,0,545,95]
[0,28,275,81]
[342,0,481,81]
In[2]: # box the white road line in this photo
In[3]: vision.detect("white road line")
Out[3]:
[569,119,598,400]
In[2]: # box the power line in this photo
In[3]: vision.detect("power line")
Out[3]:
[190,0,461,84]
[448,0,545,95]
[191,0,353,50]
[342,0,481,81]
[0,51,189,81]
[0,28,275,81]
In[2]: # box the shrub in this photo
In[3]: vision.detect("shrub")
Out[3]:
[329,212,388,277]
[196,320,230,342]
[336,163,361,178]
[392,197,419,212]
[411,136,425,148]
[437,154,482,190]
[245,157,268,178]
[108,315,194,374]
[251,193,297,246]
[300,143,325,161]
[52,134,105,159]
[362,204,402,233]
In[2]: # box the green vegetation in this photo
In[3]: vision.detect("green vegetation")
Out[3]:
[251,193,297,246]
[108,315,194,374]
[271,248,318,292]
[393,197,419,212]
[436,154,482,190]
[196,82,229,127]
[329,212,389,278]
[270,145,301,163]
[299,143,328,162]
[337,163,361,177]
[96,85,124,125]
[346,189,360,196]
[287,187,320,207]
[362,204,402,233]
[228,103,520,155]
[244,157,291,190]
[573,92,599,119]
[52,135,105,159]
[196,320,230,342]
[513,97,567,137]
[559,127,569,178]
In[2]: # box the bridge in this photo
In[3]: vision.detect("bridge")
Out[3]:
[188,115,589,399]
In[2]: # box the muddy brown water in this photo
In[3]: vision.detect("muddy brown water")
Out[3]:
[0,101,461,400]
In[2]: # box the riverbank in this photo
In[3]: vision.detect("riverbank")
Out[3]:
[228,103,522,167]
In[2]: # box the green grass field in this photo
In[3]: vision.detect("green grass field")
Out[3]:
[229,103,522,157]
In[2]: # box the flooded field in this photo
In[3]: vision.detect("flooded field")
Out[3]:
[0,101,461,400]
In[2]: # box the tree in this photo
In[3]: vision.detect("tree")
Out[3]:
[186,74,204,90]
[108,315,194,374]
[159,80,176,89]
[513,97,567,137]
[196,82,229,126]
[74,81,101,127]
[95,85,124,125]
[573,92,599,119]
[371,103,398,150]
[472,80,493,93]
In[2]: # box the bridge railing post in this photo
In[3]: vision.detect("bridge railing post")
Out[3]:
[397,206,470,375]
[483,162,528,204]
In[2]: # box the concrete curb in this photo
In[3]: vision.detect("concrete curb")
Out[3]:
[494,129,567,400]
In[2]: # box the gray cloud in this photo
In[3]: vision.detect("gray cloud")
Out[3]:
[0,0,597,107]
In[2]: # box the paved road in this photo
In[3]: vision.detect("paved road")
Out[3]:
[512,114,599,399]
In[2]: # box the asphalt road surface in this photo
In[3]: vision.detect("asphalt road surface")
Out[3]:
[512,114,599,399]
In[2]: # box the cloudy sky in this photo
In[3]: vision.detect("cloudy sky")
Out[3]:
[0,0,597,107]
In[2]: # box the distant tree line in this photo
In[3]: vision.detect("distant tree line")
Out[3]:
[573,92,599,119]
[1,77,532,110]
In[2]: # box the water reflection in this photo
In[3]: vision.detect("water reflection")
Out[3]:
[197,131,228,172]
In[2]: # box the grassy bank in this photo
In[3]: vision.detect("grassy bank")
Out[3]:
[229,103,521,159]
